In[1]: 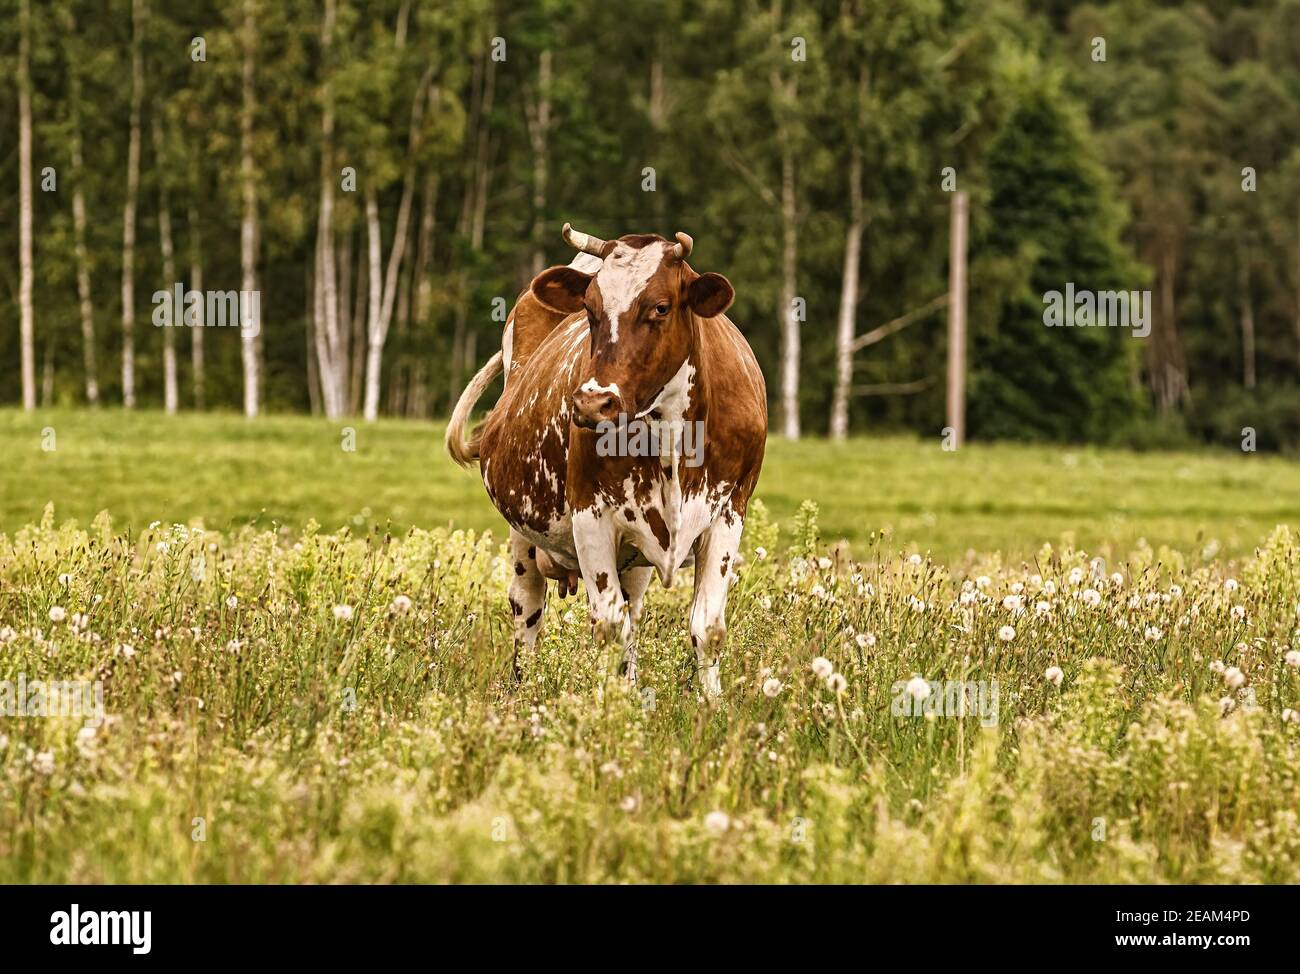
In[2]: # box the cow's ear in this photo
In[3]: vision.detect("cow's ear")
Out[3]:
[531,266,591,314]
[687,272,734,319]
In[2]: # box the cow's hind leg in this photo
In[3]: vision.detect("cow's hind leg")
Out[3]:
[618,566,654,684]
[689,510,744,700]
[508,529,547,680]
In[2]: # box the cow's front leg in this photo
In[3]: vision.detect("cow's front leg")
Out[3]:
[618,566,654,683]
[507,529,547,680]
[572,510,631,669]
[689,510,744,700]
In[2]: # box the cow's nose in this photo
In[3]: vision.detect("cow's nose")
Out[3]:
[571,388,623,429]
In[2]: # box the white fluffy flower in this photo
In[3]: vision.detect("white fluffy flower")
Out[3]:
[811,657,834,679]
[1229,605,1246,622]
[332,604,354,622]
[704,810,731,834]
[1002,595,1023,613]
[1082,588,1101,607]
[1223,666,1246,690]
[762,678,782,698]
[389,594,413,614]
[1224,578,1239,593]
[48,606,66,623]
[906,676,931,702]
[998,625,1016,642]
[1045,666,1064,686]
[1285,650,1300,668]
[1144,626,1163,642]
[826,672,847,694]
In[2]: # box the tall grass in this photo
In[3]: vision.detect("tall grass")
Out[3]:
[2,501,1298,882]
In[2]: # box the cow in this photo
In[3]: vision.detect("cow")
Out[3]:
[447,223,767,698]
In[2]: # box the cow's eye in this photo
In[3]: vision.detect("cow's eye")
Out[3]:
[654,303,671,317]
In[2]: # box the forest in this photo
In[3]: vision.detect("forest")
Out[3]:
[3,0,1299,448]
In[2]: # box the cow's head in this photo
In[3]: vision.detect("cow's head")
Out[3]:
[530,224,735,430]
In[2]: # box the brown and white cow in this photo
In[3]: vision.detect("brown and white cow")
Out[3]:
[447,224,766,697]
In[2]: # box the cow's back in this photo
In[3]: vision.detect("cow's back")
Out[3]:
[479,312,589,545]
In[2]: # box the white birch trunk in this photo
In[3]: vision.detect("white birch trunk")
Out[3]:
[830,146,864,440]
[17,0,36,410]
[121,0,144,408]
[239,0,260,417]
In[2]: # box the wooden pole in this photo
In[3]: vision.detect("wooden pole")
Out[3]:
[946,191,968,448]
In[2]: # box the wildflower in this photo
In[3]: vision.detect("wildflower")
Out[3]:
[225,639,243,654]
[1223,666,1246,690]
[1082,588,1101,607]
[1282,709,1299,725]
[1043,580,1057,596]
[1230,605,1246,622]
[762,678,782,698]
[759,596,772,611]
[1045,665,1064,686]
[998,625,1016,643]
[1210,659,1226,674]
[1219,697,1235,716]
[826,673,847,694]
[390,594,413,614]
[1068,568,1084,586]
[57,573,72,586]
[1110,572,1125,588]
[48,606,66,623]
[1002,595,1023,613]
[117,643,136,659]
[1034,601,1052,617]
[811,657,834,679]
[906,676,931,702]
[225,595,238,609]
[156,542,169,554]
[620,796,638,813]
[32,751,55,776]
[70,612,89,632]
[907,553,922,566]
[1285,650,1300,668]
[704,810,731,834]
[1169,584,1182,598]
[1011,582,1025,595]
[754,546,767,561]
[909,596,927,613]
[599,760,624,779]
[975,575,990,590]
[1224,578,1239,593]
[1144,626,1163,642]
[0,626,16,643]
[855,632,876,650]
[817,557,832,571]
[332,604,354,622]
[810,583,826,600]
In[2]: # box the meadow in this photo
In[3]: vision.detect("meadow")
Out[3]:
[1,409,1299,882]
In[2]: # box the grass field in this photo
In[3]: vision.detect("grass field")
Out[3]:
[2,409,1300,882]
[3,408,1299,563]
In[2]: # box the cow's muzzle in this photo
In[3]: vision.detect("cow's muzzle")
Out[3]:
[571,387,624,429]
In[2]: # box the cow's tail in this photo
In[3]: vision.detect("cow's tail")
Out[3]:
[445,351,503,468]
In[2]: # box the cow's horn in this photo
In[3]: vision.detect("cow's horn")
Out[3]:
[672,231,693,259]
[562,222,610,257]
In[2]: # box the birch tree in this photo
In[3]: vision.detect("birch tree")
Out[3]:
[121,0,145,408]
[17,0,36,411]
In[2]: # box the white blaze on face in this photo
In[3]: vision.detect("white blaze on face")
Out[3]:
[594,242,671,344]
